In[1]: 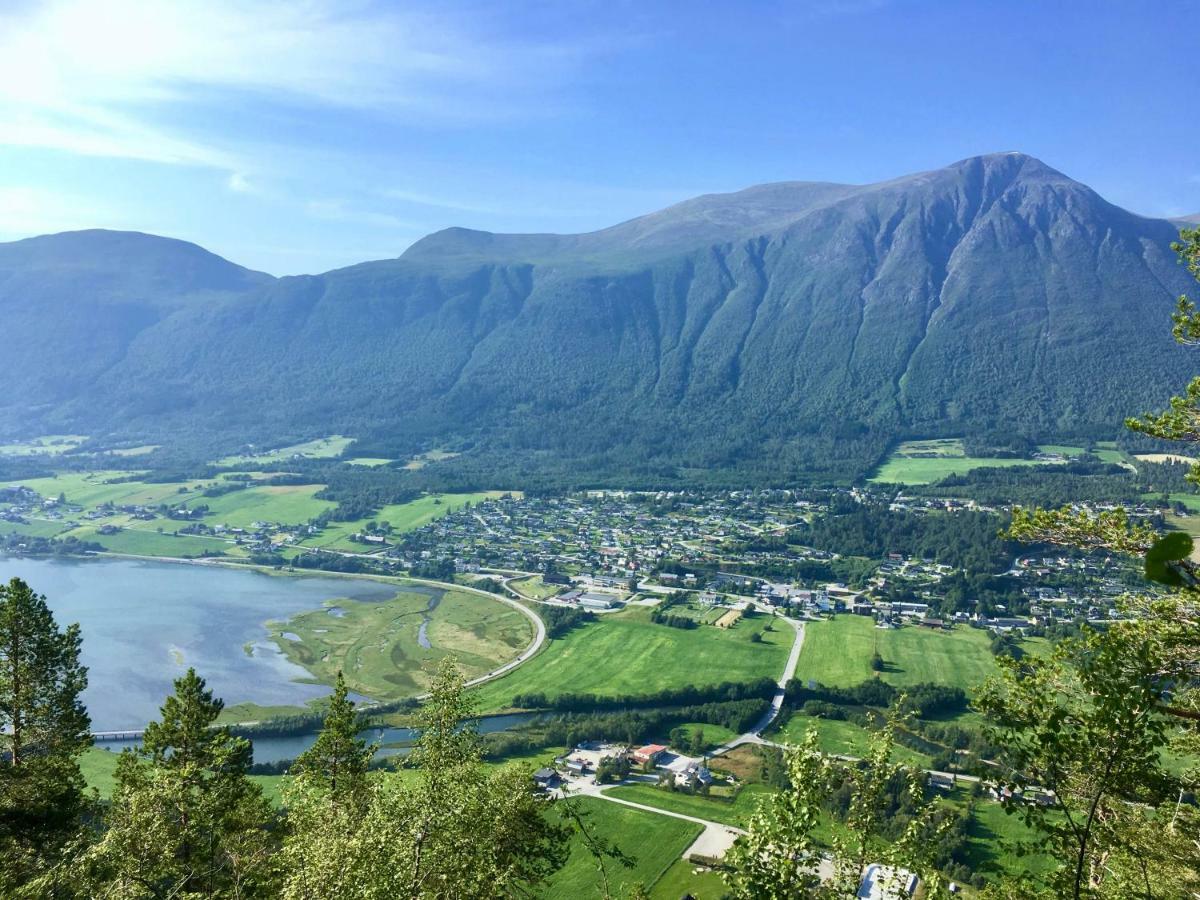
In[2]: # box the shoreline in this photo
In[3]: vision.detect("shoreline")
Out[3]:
[1,549,547,727]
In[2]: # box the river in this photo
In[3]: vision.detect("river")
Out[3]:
[94,712,541,765]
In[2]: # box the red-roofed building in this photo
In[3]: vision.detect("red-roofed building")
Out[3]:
[632,744,667,765]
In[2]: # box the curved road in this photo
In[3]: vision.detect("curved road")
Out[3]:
[400,575,547,691]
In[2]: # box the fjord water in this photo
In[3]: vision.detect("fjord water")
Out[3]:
[0,556,397,731]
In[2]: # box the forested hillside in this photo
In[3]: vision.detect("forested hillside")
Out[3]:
[0,153,1192,485]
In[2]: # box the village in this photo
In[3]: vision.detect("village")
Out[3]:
[0,481,1152,633]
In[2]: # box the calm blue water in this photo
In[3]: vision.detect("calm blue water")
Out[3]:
[0,556,404,731]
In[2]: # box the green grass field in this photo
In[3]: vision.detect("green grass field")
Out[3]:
[650,858,727,899]
[668,722,739,752]
[771,714,933,767]
[1037,444,1086,456]
[963,794,1058,883]
[201,484,336,528]
[871,454,1044,485]
[0,434,88,456]
[77,526,235,558]
[344,457,394,467]
[796,616,998,691]
[470,608,791,713]
[510,576,564,600]
[213,435,355,467]
[299,492,512,551]
[271,587,534,700]
[541,797,702,899]
[605,783,773,829]
[12,471,198,508]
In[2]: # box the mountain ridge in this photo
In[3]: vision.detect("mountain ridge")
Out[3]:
[0,153,1194,485]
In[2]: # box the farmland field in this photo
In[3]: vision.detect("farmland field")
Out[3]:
[605,783,773,829]
[201,484,335,528]
[0,434,88,456]
[509,575,562,600]
[213,435,354,467]
[298,491,513,551]
[470,607,790,712]
[795,615,998,691]
[870,439,1046,485]
[541,797,702,900]
[770,714,933,767]
[12,471,199,508]
[270,586,535,700]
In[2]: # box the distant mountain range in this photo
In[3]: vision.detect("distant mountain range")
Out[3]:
[1,152,1195,485]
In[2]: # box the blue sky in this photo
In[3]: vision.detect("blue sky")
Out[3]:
[0,0,1195,275]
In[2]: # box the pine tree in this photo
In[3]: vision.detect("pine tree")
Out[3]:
[0,577,91,893]
[291,671,372,803]
[282,658,568,899]
[80,668,279,897]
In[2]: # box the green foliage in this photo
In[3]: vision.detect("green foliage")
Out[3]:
[725,711,947,898]
[0,578,92,896]
[977,629,1188,898]
[78,668,280,898]
[281,658,569,899]
[290,672,373,805]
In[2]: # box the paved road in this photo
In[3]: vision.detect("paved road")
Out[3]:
[566,777,746,861]
[377,575,547,691]
[710,610,806,756]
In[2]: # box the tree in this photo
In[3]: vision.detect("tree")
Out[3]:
[0,577,91,895]
[993,228,1200,895]
[977,628,1185,898]
[282,658,568,898]
[290,671,372,804]
[281,673,374,900]
[725,714,946,898]
[80,668,279,897]
[724,729,831,898]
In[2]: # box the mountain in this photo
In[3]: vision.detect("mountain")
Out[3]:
[0,153,1195,485]
[0,230,272,415]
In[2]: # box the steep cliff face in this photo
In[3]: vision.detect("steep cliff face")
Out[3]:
[0,154,1192,481]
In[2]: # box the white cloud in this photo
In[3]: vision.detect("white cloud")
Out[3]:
[0,0,585,172]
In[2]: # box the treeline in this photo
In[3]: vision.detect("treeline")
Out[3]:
[510,676,777,712]
[911,458,1193,507]
[0,534,104,556]
[785,679,968,719]
[797,499,1012,574]
[485,699,769,756]
[539,604,593,639]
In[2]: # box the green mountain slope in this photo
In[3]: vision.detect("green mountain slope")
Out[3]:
[0,154,1193,484]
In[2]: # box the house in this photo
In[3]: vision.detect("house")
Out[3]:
[858,864,919,899]
[631,744,667,765]
[673,764,714,790]
[565,757,590,775]
[533,768,561,790]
